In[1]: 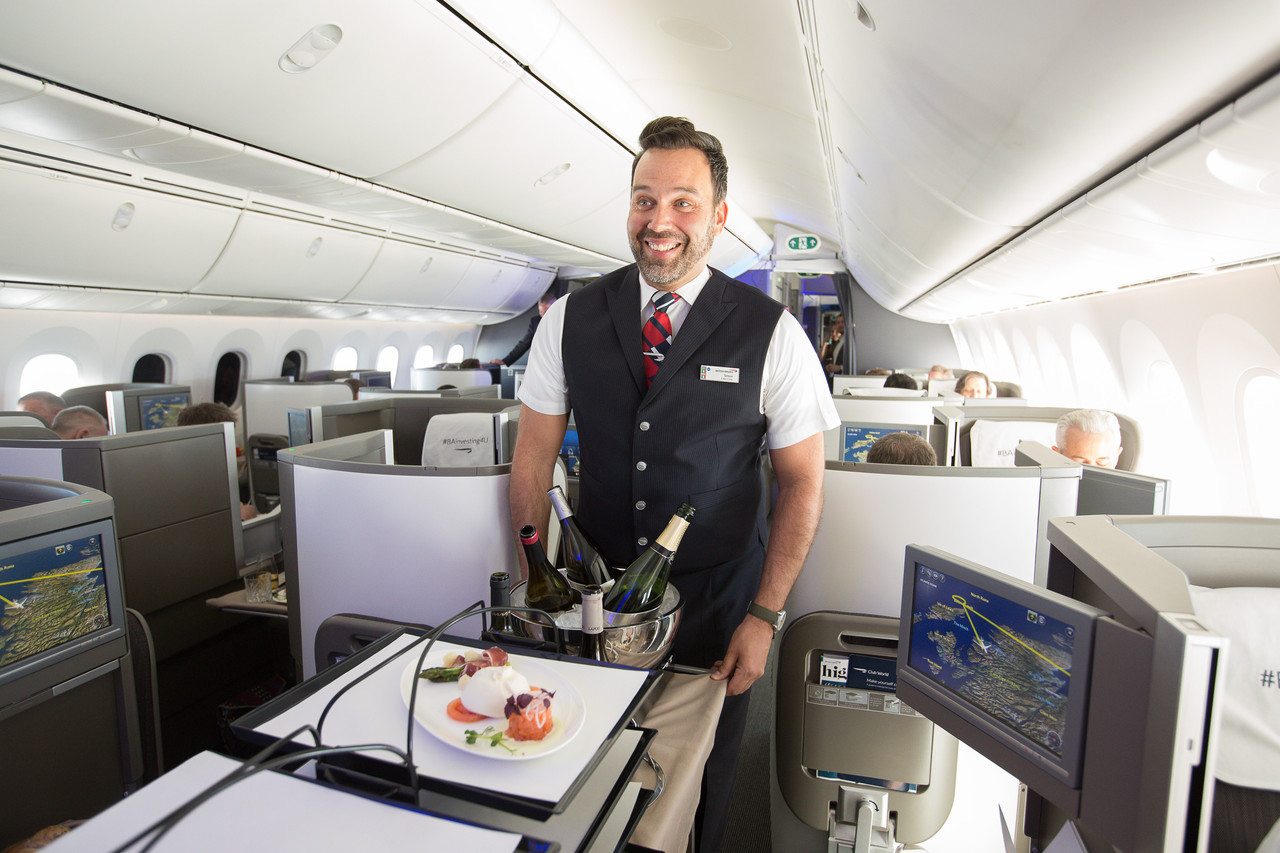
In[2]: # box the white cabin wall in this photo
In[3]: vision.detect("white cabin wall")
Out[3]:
[950,263,1280,516]
[0,310,480,407]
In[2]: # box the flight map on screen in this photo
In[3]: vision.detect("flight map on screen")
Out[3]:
[0,534,109,669]
[139,393,189,430]
[560,428,581,476]
[908,564,1074,755]
[841,425,924,463]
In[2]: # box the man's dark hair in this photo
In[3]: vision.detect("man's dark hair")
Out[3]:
[866,432,937,466]
[631,116,729,206]
[176,401,236,426]
[538,289,557,307]
[884,373,919,391]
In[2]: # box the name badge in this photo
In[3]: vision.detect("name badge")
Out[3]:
[700,365,740,384]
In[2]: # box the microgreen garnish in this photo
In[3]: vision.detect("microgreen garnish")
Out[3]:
[462,726,517,753]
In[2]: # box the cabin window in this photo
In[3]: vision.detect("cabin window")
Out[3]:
[446,344,465,364]
[332,346,358,371]
[413,345,435,369]
[213,352,243,406]
[376,346,400,382]
[18,354,79,398]
[131,353,168,383]
[1240,370,1280,516]
[281,350,305,381]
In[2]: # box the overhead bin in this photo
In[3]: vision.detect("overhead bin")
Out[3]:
[0,0,523,178]
[437,256,530,312]
[0,157,239,292]
[496,267,556,314]
[344,238,478,308]
[193,210,381,302]
[377,75,632,253]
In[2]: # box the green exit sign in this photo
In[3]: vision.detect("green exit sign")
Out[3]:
[787,234,821,251]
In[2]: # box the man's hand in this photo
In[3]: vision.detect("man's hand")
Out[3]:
[489,358,505,366]
[710,616,774,696]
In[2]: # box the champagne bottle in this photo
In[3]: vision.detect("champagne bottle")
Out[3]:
[489,571,517,637]
[603,503,695,615]
[547,485,611,587]
[579,584,608,662]
[518,525,574,615]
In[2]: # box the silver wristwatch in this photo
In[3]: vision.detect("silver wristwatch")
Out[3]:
[748,601,787,635]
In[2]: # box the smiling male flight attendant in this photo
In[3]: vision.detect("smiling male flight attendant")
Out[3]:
[510,116,838,852]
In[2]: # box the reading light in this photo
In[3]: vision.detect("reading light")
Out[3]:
[419,257,434,274]
[111,202,135,231]
[279,25,343,74]
[306,237,323,258]
[534,163,572,187]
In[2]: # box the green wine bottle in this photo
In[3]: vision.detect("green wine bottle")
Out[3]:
[518,524,574,614]
[602,503,695,615]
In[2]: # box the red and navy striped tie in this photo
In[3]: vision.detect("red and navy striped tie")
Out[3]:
[643,291,679,389]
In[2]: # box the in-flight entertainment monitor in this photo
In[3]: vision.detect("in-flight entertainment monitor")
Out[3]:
[0,518,125,688]
[354,371,392,388]
[286,408,313,448]
[1076,466,1170,516]
[897,545,1100,789]
[136,392,190,430]
[841,423,925,463]
[559,427,581,476]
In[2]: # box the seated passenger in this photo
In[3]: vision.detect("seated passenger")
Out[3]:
[883,372,919,391]
[954,370,994,398]
[864,367,892,376]
[1053,409,1123,469]
[177,402,259,521]
[458,357,482,369]
[17,391,66,425]
[50,406,108,439]
[927,364,954,381]
[866,432,937,466]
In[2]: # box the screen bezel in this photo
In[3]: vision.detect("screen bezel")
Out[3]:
[135,391,192,430]
[0,518,126,690]
[897,544,1100,789]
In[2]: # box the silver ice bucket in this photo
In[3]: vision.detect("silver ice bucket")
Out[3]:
[507,580,683,669]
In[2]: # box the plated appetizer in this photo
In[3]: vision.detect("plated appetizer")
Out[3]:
[419,646,558,748]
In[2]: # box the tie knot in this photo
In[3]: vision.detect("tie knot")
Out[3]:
[653,291,678,311]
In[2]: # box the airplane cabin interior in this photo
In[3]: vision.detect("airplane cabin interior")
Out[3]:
[0,1,1279,851]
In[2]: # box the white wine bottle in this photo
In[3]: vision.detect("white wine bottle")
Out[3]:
[518,525,574,614]
[602,503,695,615]
[579,584,608,662]
[548,485,612,587]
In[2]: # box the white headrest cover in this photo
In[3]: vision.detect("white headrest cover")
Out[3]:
[969,419,1058,467]
[1189,584,1280,791]
[421,413,495,467]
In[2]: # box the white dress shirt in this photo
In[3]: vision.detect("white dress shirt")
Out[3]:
[519,265,839,450]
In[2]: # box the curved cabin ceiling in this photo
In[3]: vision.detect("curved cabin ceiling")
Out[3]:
[0,0,1277,322]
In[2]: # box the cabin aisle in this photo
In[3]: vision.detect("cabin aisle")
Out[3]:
[722,646,776,852]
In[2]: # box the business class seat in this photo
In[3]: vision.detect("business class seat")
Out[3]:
[0,413,58,439]
[420,411,505,467]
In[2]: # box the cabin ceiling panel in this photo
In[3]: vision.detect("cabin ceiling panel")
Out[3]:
[0,157,239,292]
[376,76,632,246]
[0,0,523,177]
[193,212,382,302]
[438,258,530,312]
[497,268,557,315]
[549,0,839,244]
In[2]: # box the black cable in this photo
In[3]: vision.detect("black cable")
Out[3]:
[107,724,318,853]
[131,741,410,853]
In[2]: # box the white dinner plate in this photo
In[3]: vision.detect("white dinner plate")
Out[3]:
[398,649,585,761]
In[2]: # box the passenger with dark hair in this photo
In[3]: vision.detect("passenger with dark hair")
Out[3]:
[490,290,558,367]
[819,314,845,378]
[955,370,995,398]
[50,405,107,439]
[177,402,258,520]
[512,115,837,853]
[883,372,919,391]
[16,391,66,425]
[866,432,937,465]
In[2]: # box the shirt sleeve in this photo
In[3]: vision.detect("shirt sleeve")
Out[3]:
[516,294,570,415]
[762,311,841,450]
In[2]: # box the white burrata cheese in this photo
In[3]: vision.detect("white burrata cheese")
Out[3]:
[459,666,529,718]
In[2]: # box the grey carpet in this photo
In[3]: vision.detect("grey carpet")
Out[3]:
[717,644,778,852]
